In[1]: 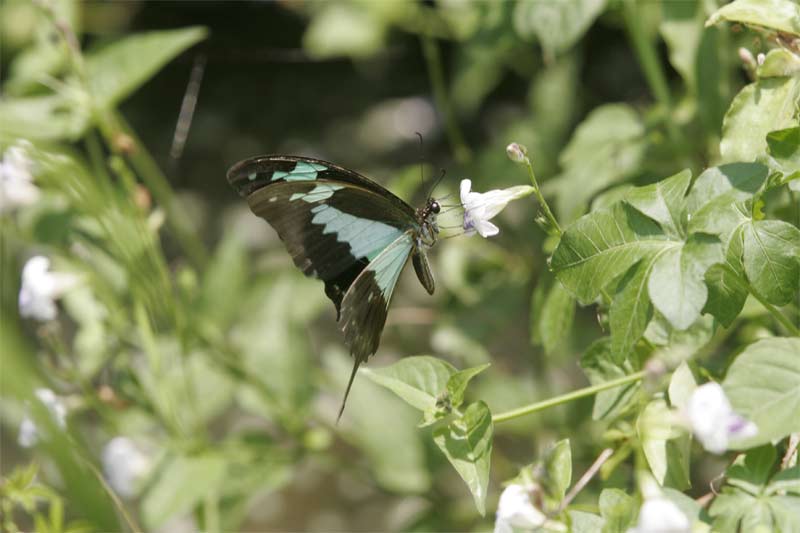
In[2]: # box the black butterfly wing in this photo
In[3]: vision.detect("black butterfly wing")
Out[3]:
[227,156,420,316]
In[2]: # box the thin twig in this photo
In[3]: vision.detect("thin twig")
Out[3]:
[782,433,799,470]
[559,448,614,511]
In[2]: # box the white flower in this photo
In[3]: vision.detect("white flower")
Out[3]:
[494,484,547,533]
[460,179,534,238]
[102,437,152,498]
[628,497,690,533]
[0,144,40,213]
[18,256,79,321]
[686,382,757,454]
[18,388,67,448]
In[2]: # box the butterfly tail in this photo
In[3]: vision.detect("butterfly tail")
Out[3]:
[336,357,362,423]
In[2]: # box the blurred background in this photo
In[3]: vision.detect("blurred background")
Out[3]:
[0,1,758,531]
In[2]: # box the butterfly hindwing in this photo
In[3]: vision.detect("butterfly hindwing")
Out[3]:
[337,231,415,417]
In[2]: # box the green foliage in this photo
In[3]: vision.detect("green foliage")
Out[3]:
[2,0,800,531]
[723,337,800,449]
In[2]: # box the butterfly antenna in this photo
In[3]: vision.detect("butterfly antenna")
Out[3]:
[415,132,425,188]
[337,358,361,423]
[427,168,446,199]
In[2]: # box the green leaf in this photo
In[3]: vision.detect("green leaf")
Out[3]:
[660,1,702,90]
[706,0,800,35]
[685,163,769,216]
[361,356,456,412]
[668,362,697,412]
[580,338,641,421]
[551,202,666,304]
[768,466,800,496]
[326,350,431,493]
[549,104,646,219]
[647,233,724,330]
[741,219,800,306]
[719,77,800,163]
[538,281,576,356]
[544,439,572,503]
[624,169,692,239]
[609,258,653,357]
[758,49,800,78]
[598,489,637,533]
[767,126,800,189]
[446,363,491,410]
[702,226,749,327]
[513,0,606,58]
[723,337,800,449]
[141,453,227,529]
[637,399,692,490]
[728,446,777,491]
[0,94,90,141]
[708,446,799,532]
[86,27,207,109]
[569,510,605,533]
[433,401,493,516]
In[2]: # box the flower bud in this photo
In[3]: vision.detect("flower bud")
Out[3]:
[506,142,528,163]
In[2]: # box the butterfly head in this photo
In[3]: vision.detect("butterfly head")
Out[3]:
[416,198,441,246]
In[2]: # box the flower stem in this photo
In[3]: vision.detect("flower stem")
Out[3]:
[492,370,647,423]
[523,156,563,237]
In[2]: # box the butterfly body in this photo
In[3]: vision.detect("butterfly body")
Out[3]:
[227,155,439,417]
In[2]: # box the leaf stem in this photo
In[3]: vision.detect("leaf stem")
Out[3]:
[748,287,800,336]
[421,36,471,164]
[492,370,647,423]
[523,155,563,237]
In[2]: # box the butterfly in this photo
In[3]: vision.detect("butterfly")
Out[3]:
[227,155,440,419]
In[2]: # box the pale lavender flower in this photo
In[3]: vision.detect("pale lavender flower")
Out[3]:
[460,179,534,238]
[686,382,757,454]
[19,256,78,321]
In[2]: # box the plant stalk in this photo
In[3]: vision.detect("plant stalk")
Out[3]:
[523,156,563,237]
[492,370,647,423]
[749,287,800,336]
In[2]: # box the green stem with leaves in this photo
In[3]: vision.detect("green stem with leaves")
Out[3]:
[492,370,647,423]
